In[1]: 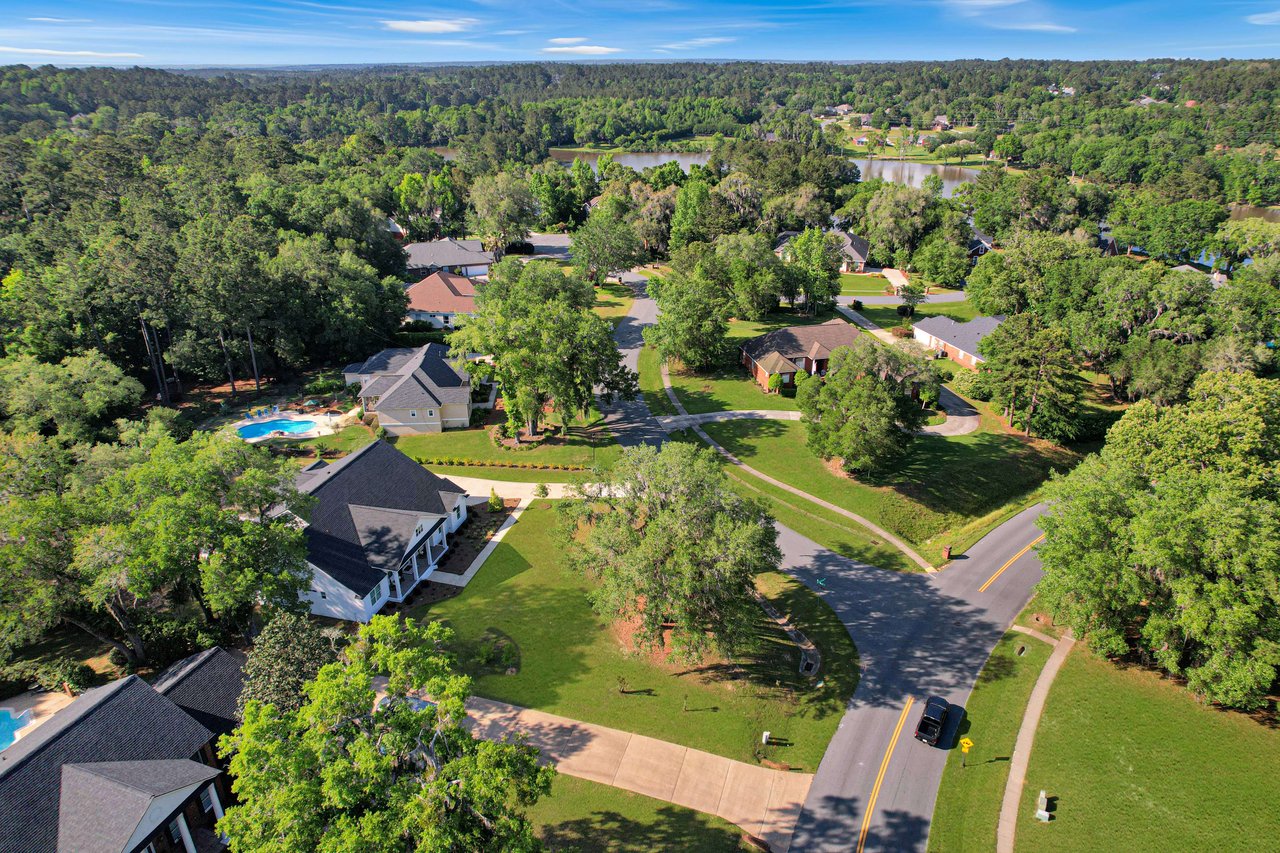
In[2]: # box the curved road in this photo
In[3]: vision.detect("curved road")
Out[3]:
[597,266,1044,851]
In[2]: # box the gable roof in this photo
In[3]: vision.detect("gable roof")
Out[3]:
[740,319,861,365]
[833,231,870,264]
[152,647,246,737]
[404,238,494,271]
[406,271,477,315]
[58,759,219,853]
[349,344,470,411]
[0,676,213,853]
[294,440,466,595]
[913,315,1006,358]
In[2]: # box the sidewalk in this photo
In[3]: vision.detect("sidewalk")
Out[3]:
[467,697,813,852]
[657,408,802,433]
[996,631,1076,853]
[434,475,575,500]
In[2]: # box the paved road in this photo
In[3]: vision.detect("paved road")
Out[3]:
[787,503,1048,852]
[598,270,666,447]
[838,292,969,306]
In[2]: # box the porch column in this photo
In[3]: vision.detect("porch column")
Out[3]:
[175,813,197,853]
[206,783,228,841]
[391,571,402,601]
[411,552,419,579]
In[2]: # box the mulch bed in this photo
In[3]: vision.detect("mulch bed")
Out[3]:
[432,500,521,577]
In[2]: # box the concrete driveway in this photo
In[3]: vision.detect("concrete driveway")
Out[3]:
[597,270,666,447]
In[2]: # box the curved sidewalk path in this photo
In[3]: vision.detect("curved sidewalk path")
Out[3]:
[995,630,1076,853]
[659,363,934,572]
[467,696,813,852]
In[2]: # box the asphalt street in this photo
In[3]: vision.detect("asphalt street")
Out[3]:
[596,269,666,447]
[787,504,1048,852]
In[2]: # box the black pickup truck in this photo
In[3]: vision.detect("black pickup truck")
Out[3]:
[914,696,950,746]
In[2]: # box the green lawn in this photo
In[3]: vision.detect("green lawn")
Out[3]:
[667,312,852,415]
[392,418,622,470]
[262,423,375,455]
[668,364,798,415]
[858,300,980,331]
[700,417,1074,560]
[1017,647,1280,852]
[840,273,892,296]
[530,775,749,852]
[408,503,858,771]
[593,281,636,322]
[425,465,589,483]
[638,345,679,417]
[928,630,1054,853]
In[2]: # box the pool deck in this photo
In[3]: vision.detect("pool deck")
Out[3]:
[1,689,74,747]
[232,409,343,443]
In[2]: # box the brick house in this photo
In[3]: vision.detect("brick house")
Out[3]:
[739,319,862,390]
[912,315,1006,370]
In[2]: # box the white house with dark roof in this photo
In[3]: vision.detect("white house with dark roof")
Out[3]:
[913,315,1006,369]
[774,229,871,273]
[343,343,471,434]
[0,648,245,853]
[403,238,494,278]
[289,440,468,622]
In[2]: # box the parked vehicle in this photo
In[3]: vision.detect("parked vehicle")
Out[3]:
[914,696,950,746]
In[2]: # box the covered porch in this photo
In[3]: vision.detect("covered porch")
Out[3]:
[386,517,449,603]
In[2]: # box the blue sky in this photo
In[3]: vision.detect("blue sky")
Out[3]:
[1,1,1279,66]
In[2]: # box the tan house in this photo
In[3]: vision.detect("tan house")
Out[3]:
[739,319,861,390]
[405,271,477,328]
[343,343,471,434]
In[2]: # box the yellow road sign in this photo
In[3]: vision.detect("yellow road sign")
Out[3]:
[959,737,974,753]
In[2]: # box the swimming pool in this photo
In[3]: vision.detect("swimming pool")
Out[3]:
[0,709,31,751]
[237,418,317,439]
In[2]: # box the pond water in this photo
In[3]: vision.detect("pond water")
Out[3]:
[1229,204,1280,223]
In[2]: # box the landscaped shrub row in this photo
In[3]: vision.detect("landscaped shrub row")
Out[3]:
[415,456,588,471]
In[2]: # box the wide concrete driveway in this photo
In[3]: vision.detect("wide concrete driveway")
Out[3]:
[467,696,813,851]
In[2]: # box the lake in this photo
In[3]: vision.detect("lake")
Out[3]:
[434,147,981,197]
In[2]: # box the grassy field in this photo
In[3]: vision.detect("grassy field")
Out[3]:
[858,300,981,330]
[928,630,1055,853]
[638,345,679,417]
[700,415,1074,560]
[529,775,749,852]
[668,364,798,414]
[408,502,858,771]
[593,281,636,322]
[393,418,622,470]
[1017,647,1280,852]
[262,423,375,455]
[667,311,849,415]
[840,273,892,295]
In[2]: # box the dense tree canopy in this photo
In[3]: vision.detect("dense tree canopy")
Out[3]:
[221,616,554,852]
[1037,372,1280,708]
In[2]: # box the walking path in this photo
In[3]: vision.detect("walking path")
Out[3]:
[656,407,802,433]
[466,697,813,852]
[836,305,898,344]
[995,630,1076,853]
[659,361,933,572]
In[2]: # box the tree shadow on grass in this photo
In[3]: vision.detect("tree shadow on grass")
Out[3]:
[537,804,747,853]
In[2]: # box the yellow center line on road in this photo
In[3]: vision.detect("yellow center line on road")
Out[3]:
[856,696,915,853]
[978,534,1046,593]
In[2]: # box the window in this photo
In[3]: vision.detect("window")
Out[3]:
[200,786,214,813]
[427,409,435,418]
[369,582,384,606]
[318,591,327,600]
[409,410,417,419]
[168,820,183,845]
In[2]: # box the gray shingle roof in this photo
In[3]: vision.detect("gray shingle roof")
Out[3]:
[293,441,466,595]
[404,238,494,271]
[153,647,246,737]
[58,759,219,853]
[0,676,214,853]
[353,343,470,411]
[913,315,1006,358]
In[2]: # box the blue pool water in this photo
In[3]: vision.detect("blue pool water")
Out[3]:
[237,418,317,439]
[0,709,30,751]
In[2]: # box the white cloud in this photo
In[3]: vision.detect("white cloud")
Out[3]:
[945,0,1026,9]
[1247,9,1280,25]
[380,19,479,34]
[659,36,735,50]
[27,17,92,23]
[547,37,588,45]
[0,45,143,58]
[541,44,621,55]
[989,20,1077,32]
[496,29,531,36]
